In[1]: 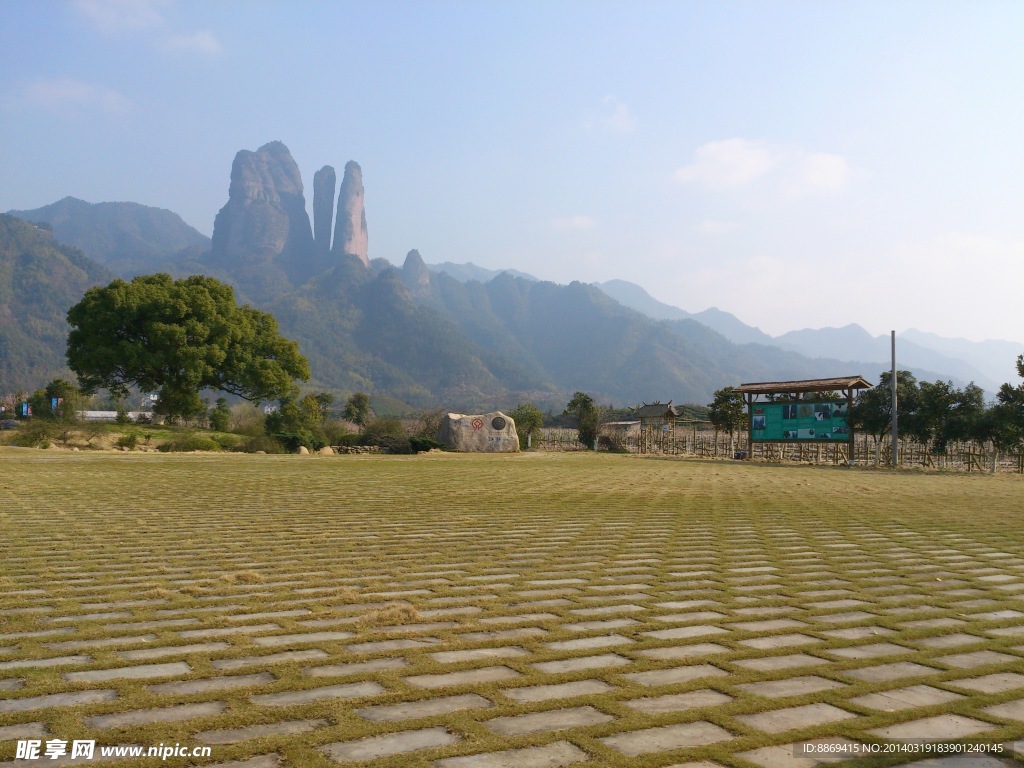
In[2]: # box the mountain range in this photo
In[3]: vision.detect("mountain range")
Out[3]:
[0,215,114,389]
[592,280,1016,393]
[5,140,1021,410]
[7,197,209,276]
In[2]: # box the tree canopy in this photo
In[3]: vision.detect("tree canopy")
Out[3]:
[707,386,746,436]
[343,392,373,430]
[509,402,544,449]
[850,370,919,442]
[564,391,601,448]
[66,274,309,419]
[985,354,1024,452]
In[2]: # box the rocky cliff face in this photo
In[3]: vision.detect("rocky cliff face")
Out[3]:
[331,161,368,267]
[312,165,336,262]
[209,141,314,298]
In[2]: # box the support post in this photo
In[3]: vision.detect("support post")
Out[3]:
[891,331,898,467]
[746,393,754,460]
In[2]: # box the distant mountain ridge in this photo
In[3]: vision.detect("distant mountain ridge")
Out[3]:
[427,262,538,284]
[595,280,775,346]
[774,324,1000,394]
[901,328,1024,389]
[0,214,114,390]
[6,139,1020,409]
[595,279,1017,394]
[7,197,209,276]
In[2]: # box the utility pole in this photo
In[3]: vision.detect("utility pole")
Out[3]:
[891,330,898,467]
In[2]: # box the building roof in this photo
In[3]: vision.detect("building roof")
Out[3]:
[634,401,679,419]
[733,376,872,395]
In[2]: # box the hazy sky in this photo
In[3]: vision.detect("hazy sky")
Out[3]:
[3,1,1023,344]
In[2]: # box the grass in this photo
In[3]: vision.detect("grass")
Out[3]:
[0,449,1023,767]
[0,422,241,452]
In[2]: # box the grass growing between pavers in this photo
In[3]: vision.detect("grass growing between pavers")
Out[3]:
[1,448,1023,767]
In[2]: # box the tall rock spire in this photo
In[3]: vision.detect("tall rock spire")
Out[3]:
[209,140,314,298]
[331,160,369,268]
[312,165,336,261]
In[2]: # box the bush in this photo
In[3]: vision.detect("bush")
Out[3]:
[269,429,325,452]
[233,434,285,454]
[264,396,329,451]
[598,434,629,453]
[362,417,412,454]
[211,434,240,451]
[509,402,544,449]
[230,403,266,436]
[410,436,445,452]
[371,434,414,454]
[322,418,355,446]
[11,419,56,448]
[412,408,445,441]
[115,432,139,450]
[332,432,363,448]
[209,398,232,432]
[157,433,222,452]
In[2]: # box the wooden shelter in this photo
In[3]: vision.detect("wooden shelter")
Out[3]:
[633,401,680,429]
[733,376,872,462]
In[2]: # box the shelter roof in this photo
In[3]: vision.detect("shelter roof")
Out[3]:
[734,376,872,395]
[633,401,679,418]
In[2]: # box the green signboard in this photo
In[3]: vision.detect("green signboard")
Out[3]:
[750,401,850,442]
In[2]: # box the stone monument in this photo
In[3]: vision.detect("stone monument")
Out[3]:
[439,412,520,453]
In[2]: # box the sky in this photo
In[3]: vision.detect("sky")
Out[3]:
[2,0,1024,345]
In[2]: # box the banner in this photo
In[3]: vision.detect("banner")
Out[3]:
[750,401,850,442]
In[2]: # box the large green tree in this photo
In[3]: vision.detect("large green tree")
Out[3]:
[850,371,920,463]
[509,402,544,449]
[343,392,373,431]
[911,379,985,455]
[564,391,601,449]
[265,392,333,450]
[707,387,746,439]
[67,274,309,420]
[983,355,1024,453]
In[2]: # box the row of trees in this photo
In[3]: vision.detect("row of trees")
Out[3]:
[508,393,612,450]
[706,358,1024,457]
[854,362,1024,455]
[16,271,1023,458]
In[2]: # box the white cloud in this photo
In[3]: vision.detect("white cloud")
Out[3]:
[72,0,167,35]
[601,96,636,134]
[675,139,776,188]
[26,78,131,116]
[551,215,597,231]
[164,29,223,56]
[696,219,739,235]
[675,138,853,197]
[73,0,223,59]
[583,96,637,135]
[782,151,851,196]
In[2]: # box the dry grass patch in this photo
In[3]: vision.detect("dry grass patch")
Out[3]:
[356,603,423,629]
[1,451,1023,767]
[221,571,265,585]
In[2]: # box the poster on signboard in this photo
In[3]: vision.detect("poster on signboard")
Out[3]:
[751,401,850,442]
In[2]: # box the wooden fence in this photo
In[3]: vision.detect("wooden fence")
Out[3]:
[535,427,1024,474]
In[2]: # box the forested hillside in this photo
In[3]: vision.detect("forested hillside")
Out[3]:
[0,215,113,390]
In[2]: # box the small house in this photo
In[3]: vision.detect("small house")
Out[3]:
[633,401,680,430]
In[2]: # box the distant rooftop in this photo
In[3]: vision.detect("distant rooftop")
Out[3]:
[633,401,679,419]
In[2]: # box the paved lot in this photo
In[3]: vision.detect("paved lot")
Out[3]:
[1,451,1023,766]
